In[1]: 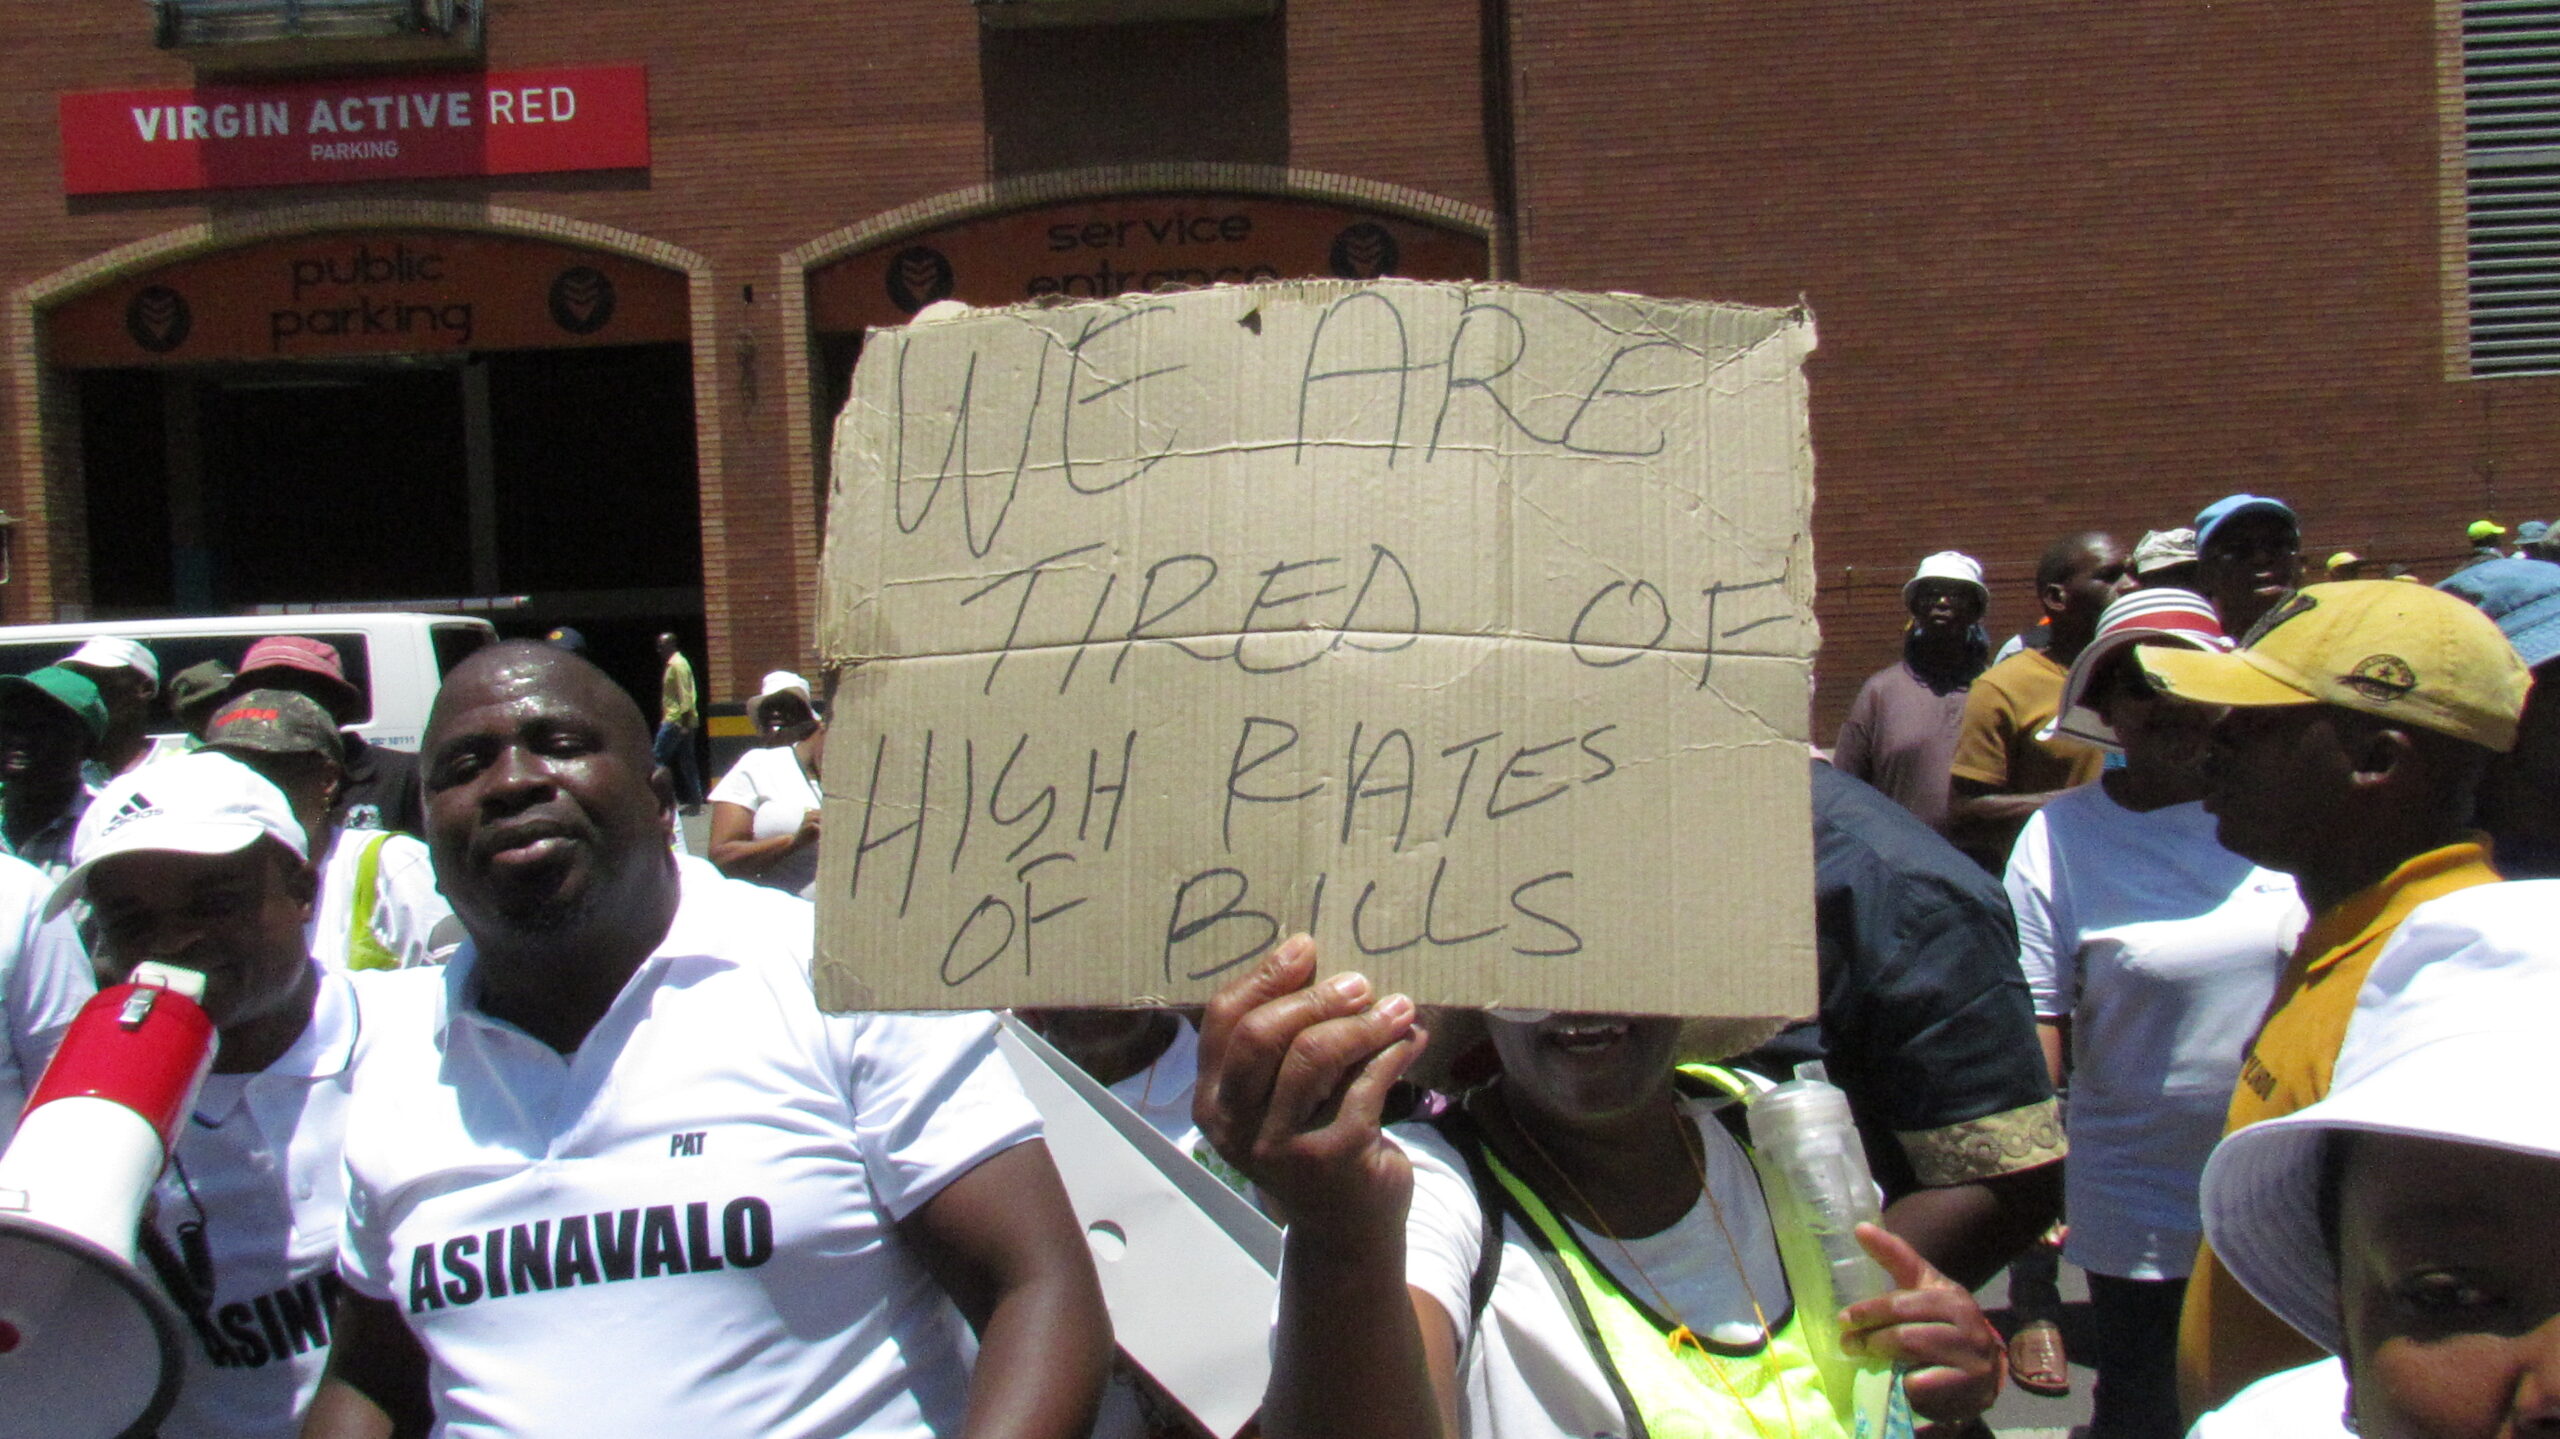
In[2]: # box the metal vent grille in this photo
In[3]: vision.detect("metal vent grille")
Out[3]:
[152,0,465,49]
[2467,1,2560,375]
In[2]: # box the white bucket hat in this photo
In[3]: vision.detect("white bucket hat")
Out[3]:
[46,750,308,918]
[2197,878,2560,1354]
[755,670,814,707]
[1900,550,1988,609]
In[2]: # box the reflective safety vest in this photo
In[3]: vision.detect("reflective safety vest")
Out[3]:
[343,830,401,972]
[1437,1067,1913,1439]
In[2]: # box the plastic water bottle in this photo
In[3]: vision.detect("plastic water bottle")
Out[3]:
[1745,1061,1891,1310]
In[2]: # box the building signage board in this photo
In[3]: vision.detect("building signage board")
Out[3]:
[808,195,1488,333]
[58,64,649,196]
[814,279,1820,1019]
[45,230,687,366]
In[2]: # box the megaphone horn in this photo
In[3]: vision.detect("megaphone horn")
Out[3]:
[0,962,219,1439]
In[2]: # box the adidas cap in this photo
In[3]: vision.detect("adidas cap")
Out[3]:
[46,749,309,918]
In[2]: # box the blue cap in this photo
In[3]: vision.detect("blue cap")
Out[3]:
[543,626,588,654]
[2194,493,2299,553]
[2440,558,2560,669]
[2519,520,2551,545]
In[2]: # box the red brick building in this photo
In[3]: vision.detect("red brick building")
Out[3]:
[1,0,2549,733]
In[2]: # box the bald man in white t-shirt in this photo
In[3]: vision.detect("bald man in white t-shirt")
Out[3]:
[309,645,1111,1439]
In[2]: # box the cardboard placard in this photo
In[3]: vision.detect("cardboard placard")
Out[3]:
[816,279,1818,1018]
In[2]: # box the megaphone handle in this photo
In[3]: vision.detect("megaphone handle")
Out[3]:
[24,980,218,1144]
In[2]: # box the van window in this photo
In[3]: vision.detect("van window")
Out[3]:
[431,624,491,677]
[0,642,76,678]
[0,633,373,733]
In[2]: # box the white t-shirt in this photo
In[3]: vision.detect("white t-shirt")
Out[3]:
[1100,1014,1253,1196]
[2186,1357,2349,1439]
[1392,1099,1794,1439]
[154,966,373,1439]
[1106,1016,1203,1151]
[307,827,459,972]
[336,865,1042,1439]
[2008,784,2302,1280]
[708,744,822,897]
[0,853,93,1147]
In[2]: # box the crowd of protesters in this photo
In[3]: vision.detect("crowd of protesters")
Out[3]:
[1823,494,2560,1436]
[4,490,2560,1439]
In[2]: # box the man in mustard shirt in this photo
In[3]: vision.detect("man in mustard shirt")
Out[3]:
[2134,579,2530,1418]
[653,631,703,810]
[1947,529,2135,871]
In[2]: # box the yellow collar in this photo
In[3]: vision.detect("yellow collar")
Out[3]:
[2294,839,2498,980]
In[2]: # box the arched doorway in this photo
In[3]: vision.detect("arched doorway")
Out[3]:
[39,226,705,684]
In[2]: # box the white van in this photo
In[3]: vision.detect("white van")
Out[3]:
[0,612,498,751]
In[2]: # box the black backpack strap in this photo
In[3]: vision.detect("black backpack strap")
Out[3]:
[1424,1102,1505,1326]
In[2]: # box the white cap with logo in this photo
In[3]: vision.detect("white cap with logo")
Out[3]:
[64,636,160,692]
[44,750,308,919]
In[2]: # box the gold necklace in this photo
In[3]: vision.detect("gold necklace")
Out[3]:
[1474,1085,1804,1439]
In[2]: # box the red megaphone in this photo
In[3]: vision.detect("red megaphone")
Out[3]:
[0,961,218,1439]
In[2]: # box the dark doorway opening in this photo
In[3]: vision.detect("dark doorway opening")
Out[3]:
[75,340,698,618]
[201,364,473,605]
[487,343,700,593]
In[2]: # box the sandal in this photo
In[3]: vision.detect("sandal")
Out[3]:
[2006,1316,2071,1397]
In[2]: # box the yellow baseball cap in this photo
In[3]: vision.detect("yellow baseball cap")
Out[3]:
[2135,580,2530,752]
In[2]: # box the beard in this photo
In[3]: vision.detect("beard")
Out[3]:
[457,824,668,940]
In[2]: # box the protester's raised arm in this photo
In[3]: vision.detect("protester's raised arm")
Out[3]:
[1193,936,1453,1439]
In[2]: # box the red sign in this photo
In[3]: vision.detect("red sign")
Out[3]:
[58,65,649,196]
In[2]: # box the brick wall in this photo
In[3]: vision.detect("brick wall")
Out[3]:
[1504,0,2560,736]
[1,0,2550,729]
